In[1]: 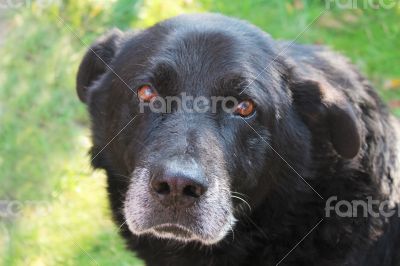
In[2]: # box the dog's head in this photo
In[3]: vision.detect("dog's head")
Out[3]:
[77,14,361,245]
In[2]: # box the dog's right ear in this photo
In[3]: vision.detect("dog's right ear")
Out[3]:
[76,29,123,103]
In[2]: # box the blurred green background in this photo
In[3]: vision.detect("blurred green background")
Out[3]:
[0,0,399,265]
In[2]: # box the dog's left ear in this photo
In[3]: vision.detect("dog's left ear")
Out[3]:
[76,28,123,103]
[290,79,361,159]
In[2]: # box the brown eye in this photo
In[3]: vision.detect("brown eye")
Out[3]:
[138,85,157,102]
[234,100,255,117]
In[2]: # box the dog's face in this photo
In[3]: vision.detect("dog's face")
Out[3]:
[77,14,361,245]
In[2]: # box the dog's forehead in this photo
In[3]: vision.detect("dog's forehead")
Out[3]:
[161,30,247,72]
[146,29,253,96]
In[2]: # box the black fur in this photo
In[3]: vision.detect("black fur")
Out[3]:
[77,13,400,266]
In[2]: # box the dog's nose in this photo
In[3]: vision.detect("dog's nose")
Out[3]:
[150,159,208,208]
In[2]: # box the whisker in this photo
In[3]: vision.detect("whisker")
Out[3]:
[112,174,131,183]
[118,220,127,230]
[114,173,130,179]
[231,195,252,212]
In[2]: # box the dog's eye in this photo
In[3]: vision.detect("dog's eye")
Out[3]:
[138,85,158,102]
[234,100,255,117]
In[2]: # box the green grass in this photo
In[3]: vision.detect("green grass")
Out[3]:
[0,0,399,265]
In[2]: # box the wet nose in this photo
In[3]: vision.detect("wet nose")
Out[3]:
[150,159,208,208]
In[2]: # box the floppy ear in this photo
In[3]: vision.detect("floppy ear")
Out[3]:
[76,29,123,103]
[290,79,361,159]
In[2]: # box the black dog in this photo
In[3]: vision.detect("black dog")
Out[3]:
[76,13,400,266]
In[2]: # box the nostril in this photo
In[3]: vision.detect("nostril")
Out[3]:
[150,159,208,208]
[152,181,170,195]
[183,184,204,198]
